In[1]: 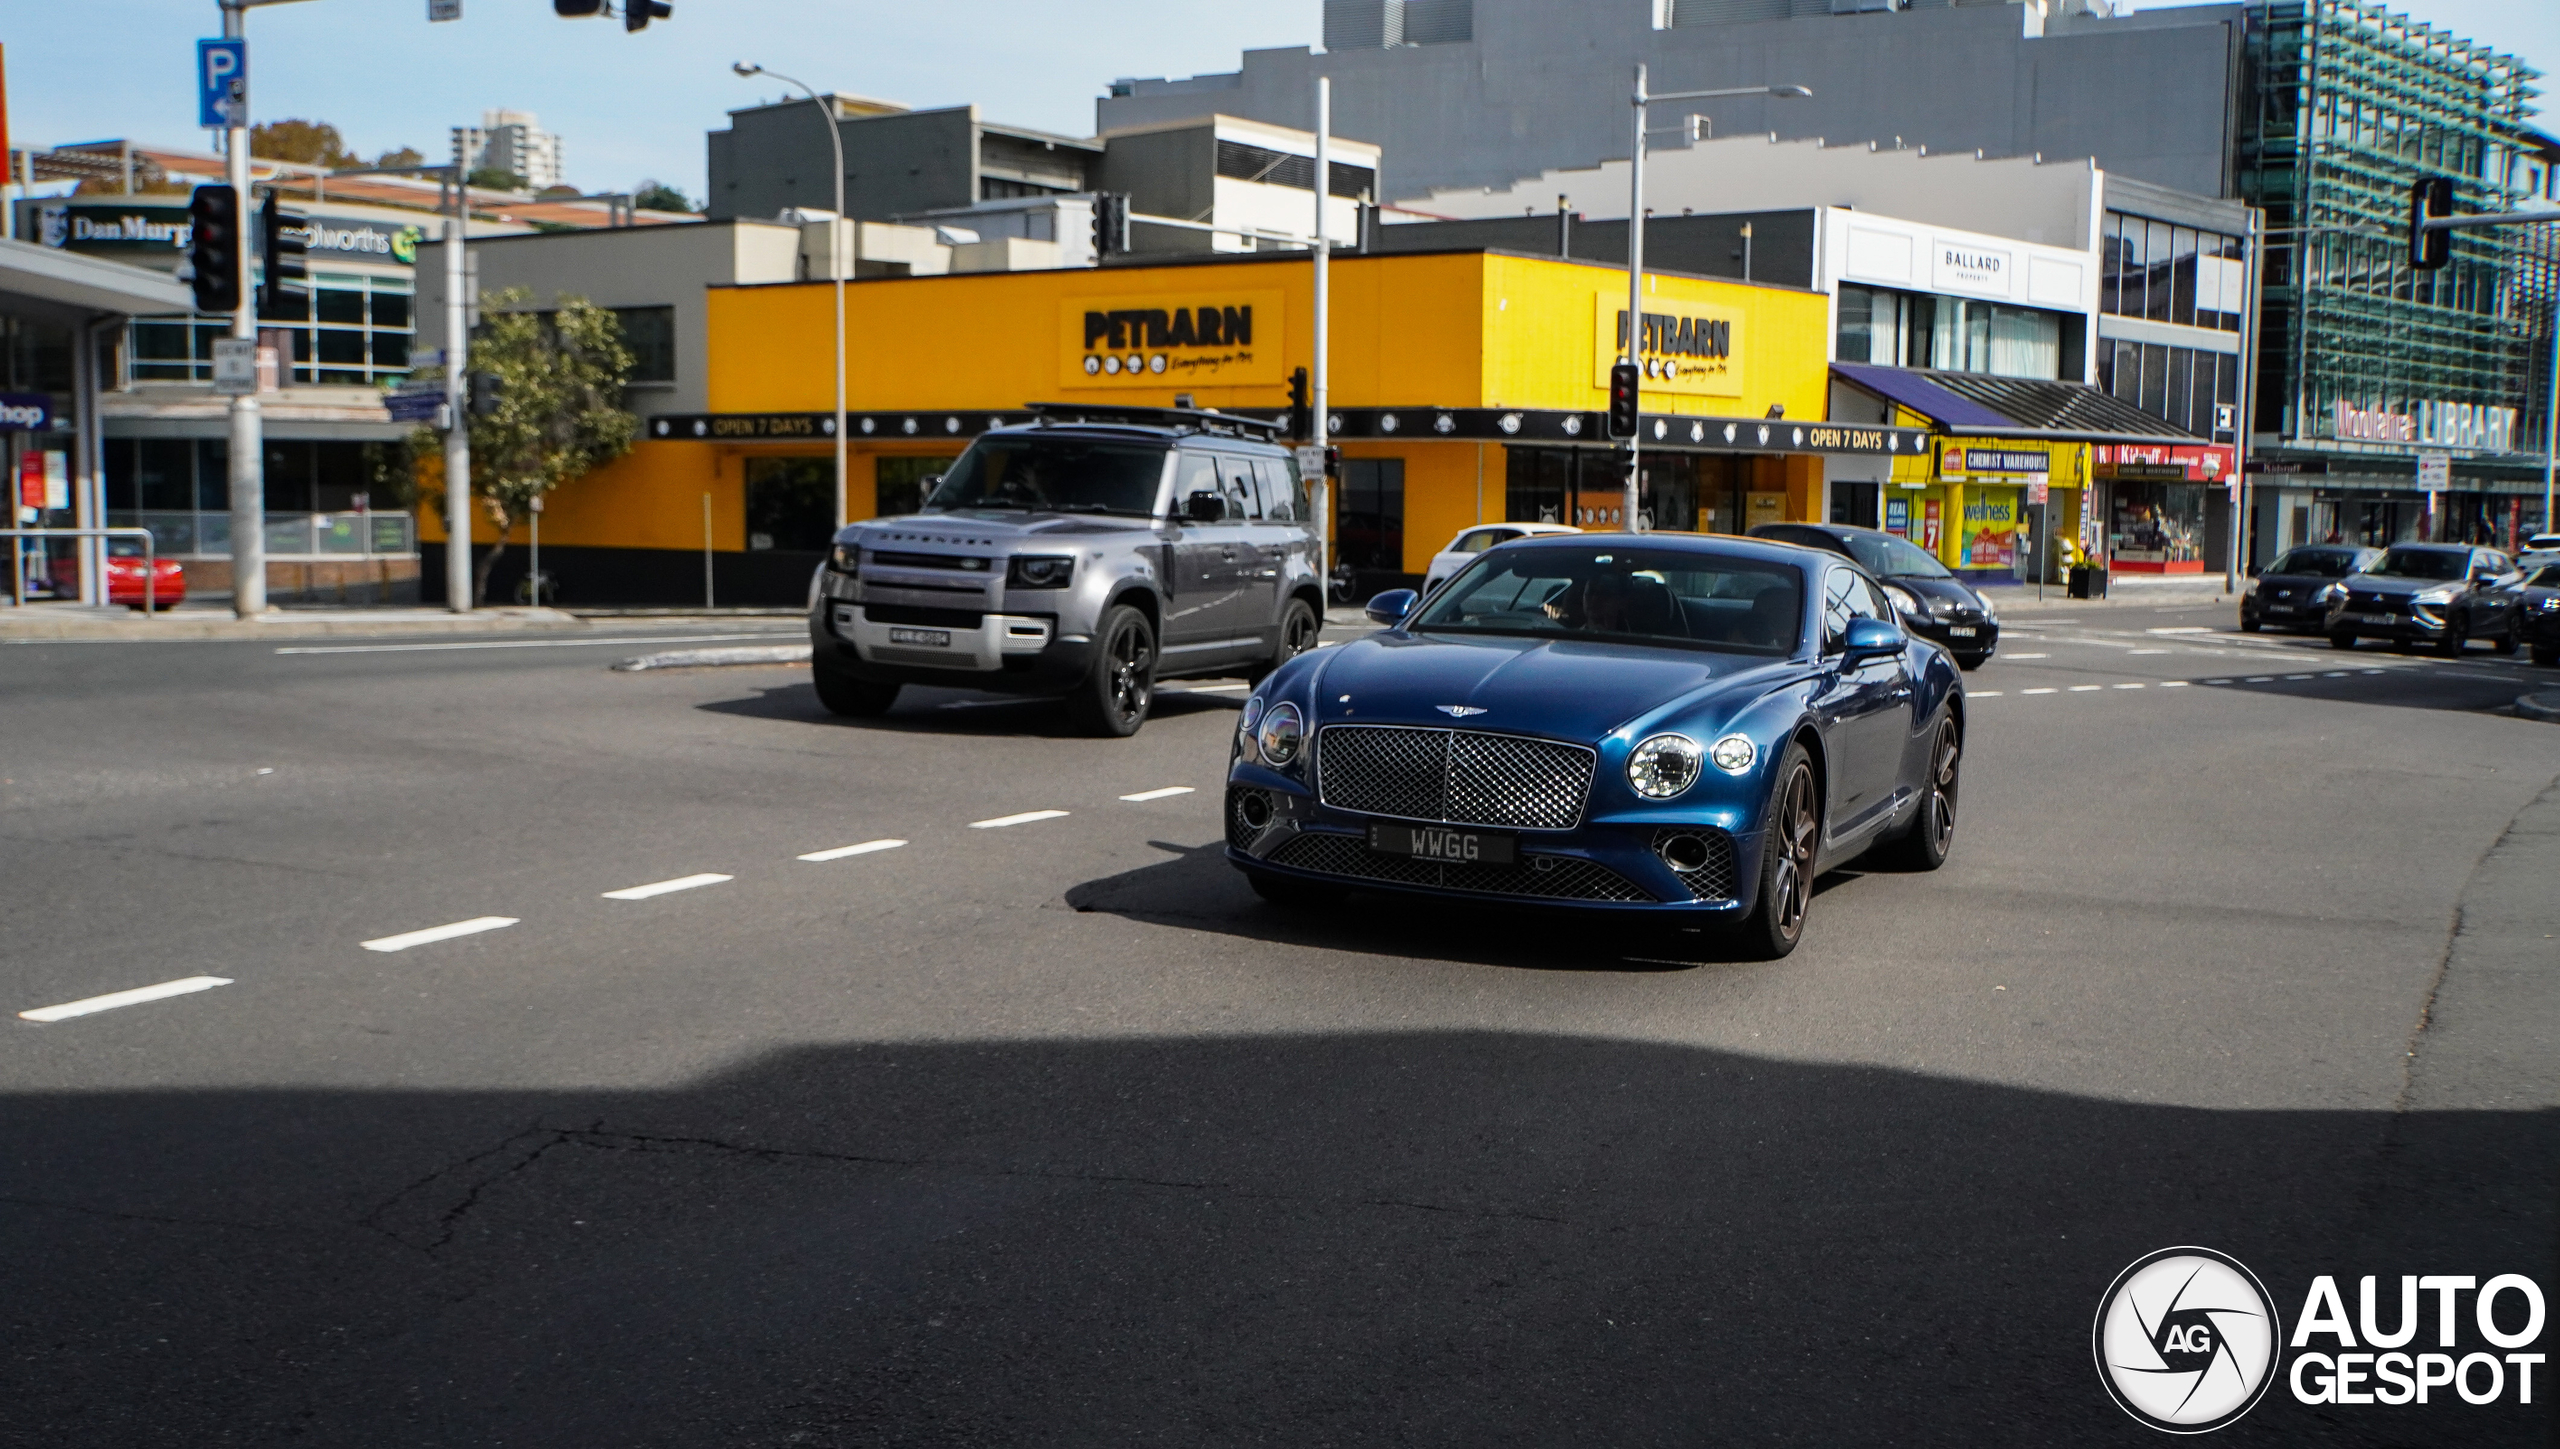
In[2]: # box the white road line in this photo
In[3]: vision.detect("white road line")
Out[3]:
[969,809,1069,829]
[276,633,797,656]
[602,873,732,900]
[2245,676,2275,682]
[2114,682,2145,689]
[2006,653,2050,660]
[361,916,519,953]
[2021,687,2058,695]
[1119,786,1196,802]
[2284,673,2315,680]
[2434,670,2511,681]
[2204,678,2233,684]
[2161,680,2190,687]
[2129,648,2171,655]
[797,840,907,862]
[2147,626,2214,635]
[2068,685,2103,692]
[2324,671,2351,677]
[21,976,232,1023]
[1971,690,2005,697]
[2362,669,2386,675]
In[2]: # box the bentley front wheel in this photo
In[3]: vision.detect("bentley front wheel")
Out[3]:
[1733,740,1817,961]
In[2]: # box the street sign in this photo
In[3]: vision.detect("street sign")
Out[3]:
[385,391,445,424]
[212,338,258,395]
[2214,403,2237,436]
[2026,472,2049,506]
[1293,445,1327,478]
[2418,451,2451,492]
[428,0,462,18]
[0,392,54,431]
[196,40,247,130]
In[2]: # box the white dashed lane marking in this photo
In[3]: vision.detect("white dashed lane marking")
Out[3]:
[2114,682,2144,689]
[2006,653,2050,660]
[278,633,795,656]
[2022,688,2058,695]
[361,916,519,953]
[1119,787,1196,802]
[602,873,732,901]
[2068,685,2103,692]
[798,840,906,862]
[970,810,1070,829]
[21,976,233,1023]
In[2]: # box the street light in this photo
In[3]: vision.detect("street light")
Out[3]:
[1622,72,1810,532]
[735,62,848,534]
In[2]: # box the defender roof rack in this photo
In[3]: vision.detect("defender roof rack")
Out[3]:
[1021,402,1288,440]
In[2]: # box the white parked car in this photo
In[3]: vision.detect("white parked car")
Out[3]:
[1421,522,1581,595]
[2519,533,2560,570]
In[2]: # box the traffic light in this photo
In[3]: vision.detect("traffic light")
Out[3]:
[1091,193,1130,260]
[1286,366,1311,440]
[625,0,671,30]
[1607,361,1640,440]
[552,0,602,11]
[258,190,309,315]
[469,372,504,417]
[186,184,243,314]
[2408,176,2453,270]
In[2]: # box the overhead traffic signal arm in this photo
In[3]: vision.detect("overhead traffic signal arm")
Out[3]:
[2405,174,2554,271]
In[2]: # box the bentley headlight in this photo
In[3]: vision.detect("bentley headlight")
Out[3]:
[2414,586,2457,605]
[1256,701,1304,767]
[1628,734,1704,799]
[828,542,860,574]
[1708,734,1756,776]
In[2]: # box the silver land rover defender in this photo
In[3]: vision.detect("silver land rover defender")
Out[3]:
[808,404,1327,737]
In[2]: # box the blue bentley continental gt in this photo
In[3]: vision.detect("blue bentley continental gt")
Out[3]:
[1224,533,1965,959]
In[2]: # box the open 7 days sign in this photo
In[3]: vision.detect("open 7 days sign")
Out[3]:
[1060,291,1284,389]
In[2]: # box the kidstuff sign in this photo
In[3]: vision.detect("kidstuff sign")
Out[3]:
[2093,443,2235,482]
[1060,291,1285,389]
[1591,294,1746,399]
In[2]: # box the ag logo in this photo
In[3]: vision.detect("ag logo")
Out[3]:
[2094,1247,2281,1433]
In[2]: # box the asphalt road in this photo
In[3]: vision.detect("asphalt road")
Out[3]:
[2,604,2553,1446]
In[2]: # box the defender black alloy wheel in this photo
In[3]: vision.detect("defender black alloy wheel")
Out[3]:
[1251,598,1321,683]
[1069,604,1155,738]
[813,663,900,717]
[1736,740,1818,961]
[1883,714,1961,872]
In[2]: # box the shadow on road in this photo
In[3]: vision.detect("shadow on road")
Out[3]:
[691,680,1247,738]
[1,1034,2547,1446]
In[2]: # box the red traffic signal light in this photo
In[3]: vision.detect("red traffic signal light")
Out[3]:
[187,184,243,314]
[2407,176,2452,270]
[1607,361,1640,440]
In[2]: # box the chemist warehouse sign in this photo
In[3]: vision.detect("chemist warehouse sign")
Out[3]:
[1061,291,1284,388]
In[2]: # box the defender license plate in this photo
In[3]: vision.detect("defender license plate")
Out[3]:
[888,627,952,647]
[1946,626,1977,637]
[1368,823,1517,865]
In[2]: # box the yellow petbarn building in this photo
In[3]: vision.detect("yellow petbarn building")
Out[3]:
[421,248,1930,604]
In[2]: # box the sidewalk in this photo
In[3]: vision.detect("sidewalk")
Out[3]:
[1983,573,2236,614]
[0,602,588,642]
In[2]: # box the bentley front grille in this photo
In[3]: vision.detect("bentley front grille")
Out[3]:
[1267,831,1654,904]
[1316,725,1594,831]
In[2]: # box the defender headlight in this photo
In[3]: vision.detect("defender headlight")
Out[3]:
[1007,555,1075,589]
[1708,734,1756,776]
[1628,734,1704,799]
[1256,701,1304,767]
[2414,587,2457,605]
[828,543,859,574]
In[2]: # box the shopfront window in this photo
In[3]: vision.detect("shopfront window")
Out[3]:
[1338,458,1404,573]
[2109,482,2208,567]
[743,457,834,552]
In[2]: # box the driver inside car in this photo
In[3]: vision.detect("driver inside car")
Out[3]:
[1543,567,1633,632]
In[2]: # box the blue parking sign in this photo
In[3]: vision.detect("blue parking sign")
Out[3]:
[198,39,247,129]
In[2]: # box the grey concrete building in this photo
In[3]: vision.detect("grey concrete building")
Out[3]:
[708,97,1102,224]
[1101,0,2246,201]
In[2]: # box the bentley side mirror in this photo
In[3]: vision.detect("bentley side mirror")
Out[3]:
[1842,615,1907,661]
[1185,491,1224,524]
[1365,588,1419,627]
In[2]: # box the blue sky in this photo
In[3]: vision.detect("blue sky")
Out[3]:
[4,1,2551,203]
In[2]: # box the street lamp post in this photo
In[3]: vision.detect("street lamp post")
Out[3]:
[736,63,848,533]
[1622,69,1809,532]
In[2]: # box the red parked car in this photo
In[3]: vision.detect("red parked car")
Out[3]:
[48,538,186,610]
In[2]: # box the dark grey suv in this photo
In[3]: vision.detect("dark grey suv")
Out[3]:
[808,405,1327,736]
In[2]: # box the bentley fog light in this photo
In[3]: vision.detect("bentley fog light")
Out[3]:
[1628,734,1704,798]
[1709,734,1756,776]
[1257,701,1305,767]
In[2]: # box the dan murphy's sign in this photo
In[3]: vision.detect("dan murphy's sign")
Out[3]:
[1061,291,1284,389]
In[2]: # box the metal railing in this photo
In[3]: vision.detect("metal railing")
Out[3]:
[2,527,159,612]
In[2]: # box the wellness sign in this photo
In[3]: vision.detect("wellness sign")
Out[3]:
[1060,291,1284,390]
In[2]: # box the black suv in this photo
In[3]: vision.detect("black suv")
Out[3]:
[1750,521,2000,669]
[2240,544,2380,634]
[809,405,1326,736]
[2325,543,2524,655]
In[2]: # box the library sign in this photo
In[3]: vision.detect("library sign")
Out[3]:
[1061,290,1285,389]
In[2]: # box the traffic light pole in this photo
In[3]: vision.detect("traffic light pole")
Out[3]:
[443,144,472,613]
[221,0,264,617]
[1624,65,1646,533]
[1312,76,1331,607]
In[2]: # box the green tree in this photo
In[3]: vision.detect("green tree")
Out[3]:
[412,288,637,604]
[252,119,355,168]
[375,145,426,170]
[633,180,696,214]
[467,166,525,192]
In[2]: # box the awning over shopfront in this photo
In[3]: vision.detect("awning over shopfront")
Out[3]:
[0,236,193,324]
[1832,361,2206,446]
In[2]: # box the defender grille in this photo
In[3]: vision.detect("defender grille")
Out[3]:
[1316,725,1594,831]
[1268,831,1653,903]
[872,551,989,572]
[1651,828,1740,903]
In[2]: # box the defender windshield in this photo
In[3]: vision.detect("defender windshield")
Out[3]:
[1411,545,1804,655]
[1841,532,1953,579]
[2266,547,2365,579]
[925,437,1166,517]
[2370,548,2468,581]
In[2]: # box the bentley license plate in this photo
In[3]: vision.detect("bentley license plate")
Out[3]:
[888,627,952,647]
[1946,626,1977,637]
[1368,822,1516,865]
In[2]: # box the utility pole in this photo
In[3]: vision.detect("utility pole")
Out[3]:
[733,64,846,530]
[2544,300,2558,539]
[1312,75,1332,604]
[1624,64,1646,534]
[2229,207,2263,595]
[221,0,264,617]
[443,132,472,612]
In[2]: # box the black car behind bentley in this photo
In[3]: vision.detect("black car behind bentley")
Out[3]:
[2325,543,2524,656]
[2240,544,2380,633]
[1751,522,1999,669]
